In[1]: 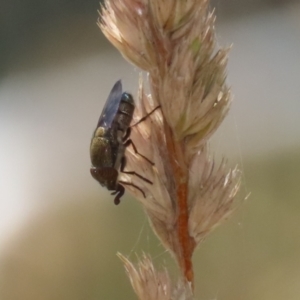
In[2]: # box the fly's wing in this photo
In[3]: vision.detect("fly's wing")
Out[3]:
[97,80,123,128]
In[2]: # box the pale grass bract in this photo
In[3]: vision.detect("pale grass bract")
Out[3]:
[98,0,240,298]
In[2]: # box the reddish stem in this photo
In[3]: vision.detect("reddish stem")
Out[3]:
[165,125,195,286]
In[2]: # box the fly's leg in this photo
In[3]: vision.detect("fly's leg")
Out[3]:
[130,105,161,127]
[122,106,161,166]
[119,180,146,198]
[111,184,125,205]
[120,157,152,184]
[123,134,154,166]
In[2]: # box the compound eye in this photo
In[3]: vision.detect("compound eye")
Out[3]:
[90,167,118,189]
[90,168,105,186]
[90,168,98,179]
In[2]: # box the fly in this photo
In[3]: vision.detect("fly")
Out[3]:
[90,80,159,205]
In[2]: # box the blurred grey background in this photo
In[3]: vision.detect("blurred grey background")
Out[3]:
[0,0,300,299]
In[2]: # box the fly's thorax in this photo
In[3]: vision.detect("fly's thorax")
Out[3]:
[93,126,106,138]
[90,128,119,168]
[116,92,135,132]
[90,167,118,190]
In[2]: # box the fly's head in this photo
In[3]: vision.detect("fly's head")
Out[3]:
[90,167,119,190]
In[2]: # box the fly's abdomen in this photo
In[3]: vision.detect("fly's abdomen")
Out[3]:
[116,93,135,131]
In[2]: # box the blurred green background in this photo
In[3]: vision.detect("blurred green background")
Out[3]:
[1,0,300,299]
